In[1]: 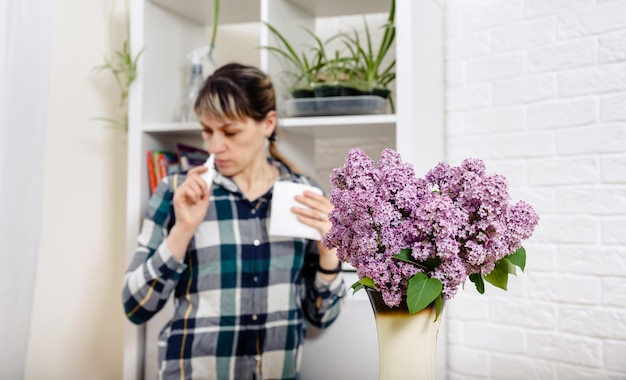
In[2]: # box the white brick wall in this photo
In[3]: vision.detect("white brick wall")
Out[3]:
[446,0,626,378]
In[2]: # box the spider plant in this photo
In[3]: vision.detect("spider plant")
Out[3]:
[341,0,396,103]
[307,34,348,97]
[93,0,143,132]
[261,22,330,97]
[205,0,220,69]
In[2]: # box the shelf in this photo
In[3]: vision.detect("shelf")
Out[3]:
[148,0,260,25]
[280,114,396,138]
[142,122,202,134]
[142,114,396,139]
[148,0,389,26]
[286,0,389,18]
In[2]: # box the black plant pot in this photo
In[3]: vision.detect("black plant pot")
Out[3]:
[291,88,315,98]
[372,88,391,99]
[339,85,370,97]
[313,84,341,98]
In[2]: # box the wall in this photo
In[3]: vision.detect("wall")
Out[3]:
[24,0,126,379]
[445,0,626,378]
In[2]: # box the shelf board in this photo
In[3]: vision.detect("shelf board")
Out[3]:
[280,114,396,138]
[147,0,389,26]
[148,0,260,25]
[142,113,396,138]
[142,122,202,134]
[287,0,389,18]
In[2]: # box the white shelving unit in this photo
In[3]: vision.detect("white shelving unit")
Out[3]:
[124,1,444,379]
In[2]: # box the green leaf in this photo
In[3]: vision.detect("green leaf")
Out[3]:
[350,277,374,294]
[260,22,334,85]
[422,257,442,272]
[503,258,518,275]
[507,246,527,272]
[392,249,439,271]
[210,0,220,46]
[484,259,510,291]
[92,0,141,134]
[469,273,485,294]
[393,248,415,263]
[434,294,443,322]
[406,272,442,315]
[360,277,375,288]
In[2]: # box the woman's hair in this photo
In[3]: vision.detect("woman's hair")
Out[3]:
[194,62,298,173]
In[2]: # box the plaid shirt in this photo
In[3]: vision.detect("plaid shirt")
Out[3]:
[123,159,346,380]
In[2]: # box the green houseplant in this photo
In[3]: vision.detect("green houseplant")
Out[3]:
[262,0,395,97]
[261,21,381,98]
[95,0,222,130]
[310,42,351,97]
[261,22,327,98]
[93,0,143,132]
[260,0,395,117]
[340,0,396,104]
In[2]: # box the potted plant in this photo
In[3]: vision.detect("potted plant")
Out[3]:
[260,0,396,117]
[340,0,396,105]
[93,0,143,132]
[261,22,327,98]
[311,50,350,97]
[323,147,540,379]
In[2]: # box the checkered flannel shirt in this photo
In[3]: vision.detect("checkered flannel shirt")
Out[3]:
[123,159,346,380]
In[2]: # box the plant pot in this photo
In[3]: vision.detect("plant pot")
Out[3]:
[291,88,315,98]
[312,84,341,98]
[366,288,442,380]
[339,85,370,97]
[372,87,391,99]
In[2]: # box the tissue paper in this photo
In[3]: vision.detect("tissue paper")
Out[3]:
[269,181,323,240]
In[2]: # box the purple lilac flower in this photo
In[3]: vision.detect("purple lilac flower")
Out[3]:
[322,148,540,308]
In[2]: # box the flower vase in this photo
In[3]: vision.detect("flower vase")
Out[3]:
[366,289,442,380]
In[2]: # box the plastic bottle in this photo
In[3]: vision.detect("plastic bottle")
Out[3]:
[179,45,216,122]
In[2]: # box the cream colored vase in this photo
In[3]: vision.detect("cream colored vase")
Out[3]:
[366,289,442,380]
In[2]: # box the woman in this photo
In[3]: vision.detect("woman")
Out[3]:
[122,63,346,380]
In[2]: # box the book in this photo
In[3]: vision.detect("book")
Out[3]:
[158,151,180,178]
[146,145,208,195]
[147,150,157,194]
[146,150,180,194]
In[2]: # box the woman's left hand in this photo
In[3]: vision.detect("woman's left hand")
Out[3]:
[292,190,333,237]
[292,190,341,280]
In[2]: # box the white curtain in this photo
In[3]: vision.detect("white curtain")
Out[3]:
[0,0,51,378]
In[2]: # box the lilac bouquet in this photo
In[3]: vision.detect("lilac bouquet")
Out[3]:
[322,148,539,317]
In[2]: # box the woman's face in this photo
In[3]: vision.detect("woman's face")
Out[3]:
[199,111,276,177]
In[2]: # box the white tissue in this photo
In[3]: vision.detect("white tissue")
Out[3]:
[269,181,323,241]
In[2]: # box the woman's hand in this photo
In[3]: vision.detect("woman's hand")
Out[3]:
[172,165,212,233]
[166,166,212,262]
[292,190,333,236]
[292,191,341,281]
